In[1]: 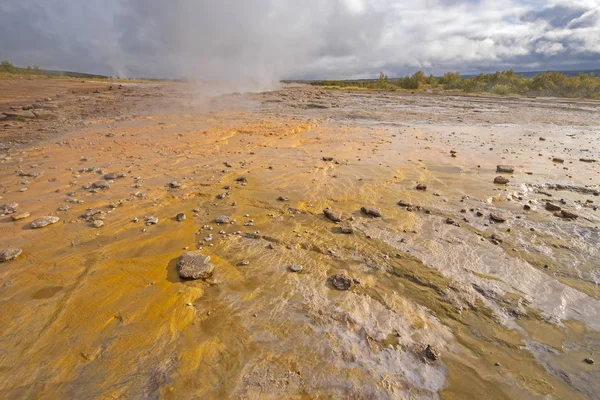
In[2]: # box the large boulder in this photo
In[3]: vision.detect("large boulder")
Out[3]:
[177,252,214,280]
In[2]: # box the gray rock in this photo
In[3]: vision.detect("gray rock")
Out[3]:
[496,165,515,173]
[340,226,353,234]
[30,216,60,229]
[104,172,126,180]
[11,212,30,221]
[92,181,111,189]
[169,181,181,189]
[490,213,506,223]
[324,207,343,223]
[329,273,352,290]
[145,217,159,225]
[176,213,186,222]
[584,357,595,365]
[81,209,102,220]
[215,216,229,224]
[92,220,104,228]
[361,207,382,218]
[289,265,303,273]
[0,248,22,262]
[494,176,509,184]
[277,196,289,202]
[177,252,214,280]
[1,203,18,215]
[416,184,427,191]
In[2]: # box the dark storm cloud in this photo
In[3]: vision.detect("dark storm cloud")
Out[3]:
[0,0,598,80]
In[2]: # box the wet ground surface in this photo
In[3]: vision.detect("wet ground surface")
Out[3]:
[0,80,599,399]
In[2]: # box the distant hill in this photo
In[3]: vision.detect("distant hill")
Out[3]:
[459,70,599,78]
[1,60,108,79]
[35,69,109,79]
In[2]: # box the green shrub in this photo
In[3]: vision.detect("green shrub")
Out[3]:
[491,84,510,96]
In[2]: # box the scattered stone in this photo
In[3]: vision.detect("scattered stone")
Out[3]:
[240,260,250,266]
[92,181,110,189]
[494,176,509,185]
[416,184,427,191]
[545,202,561,212]
[580,158,597,163]
[30,216,60,229]
[0,248,22,262]
[490,213,506,223]
[11,212,30,221]
[496,165,515,173]
[322,156,335,161]
[145,217,159,225]
[424,345,440,362]
[584,358,595,365]
[340,226,353,234]
[176,213,186,222]
[81,209,102,220]
[446,217,460,226]
[92,220,104,228]
[560,210,579,219]
[323,207,343,223]
[104,172,126,180]
[552,157,564,163]
[329,273,352,290]
[169,181,181,189]
[397,200,411,208]
[236,176,248,183]
[215,216,229,224]
[277,196,289,202]
[361,207,382,218]
[177,252,214,280]
[289,265,303,273]
[523,205,531,211]
[1,203,18,215]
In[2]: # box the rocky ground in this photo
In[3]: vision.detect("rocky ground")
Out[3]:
[0,79,598,399]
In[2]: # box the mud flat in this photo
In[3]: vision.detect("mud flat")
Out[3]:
[0,79,599,399]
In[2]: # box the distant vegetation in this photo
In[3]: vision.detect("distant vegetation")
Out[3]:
[0,60,108,79]
[311,70,600,99]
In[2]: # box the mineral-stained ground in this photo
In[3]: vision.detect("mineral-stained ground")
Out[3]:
[0,78,599,399]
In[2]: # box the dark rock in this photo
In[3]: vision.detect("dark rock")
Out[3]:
[397,200,411,208]
[236,176,248,183]
[560,210,578,219]
[580,158,597,163]
[329,273,352,290]
[277,196,289,202]
[340,226,353,234]
[494,176,509,184]
[523,205,531,211]
[322,156,335,162]
[545,202,561,212]
[0,248,22,262]
[424,345,440,362]
[176,213,186,222]
[496,165,515,173]
[177,252,214,280]
[30,216,60,228]
[584,358,595,365]
[324,207,343,223]
[169,181,182,189]
[416,184,427,191]
[552,157,564,163]
[361,207,382,218]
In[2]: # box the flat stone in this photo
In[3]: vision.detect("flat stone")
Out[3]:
[323,207,343,222]
[81,209,102,220]
[104,172,126,180]
[496,165,515,173]
[4,111,36,119]
[177,252,214,280]
[340,226,353,234]
[545,202,561,212]
[32,110,57,119]
[329,273,352,290]
[92,181,111,189]
[30,216,60,229]
[11,212,30,221]
[145,217,159,225]
[0,248,22,262]
[322,156,335,162]
[494,176,509,184]
[552,157,564,163]
[580,158,597,163]
[490,213,506,223]
[361,207,382,218]
[289,265,303,273]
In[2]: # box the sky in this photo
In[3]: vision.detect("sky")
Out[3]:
[0,0,598,81]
